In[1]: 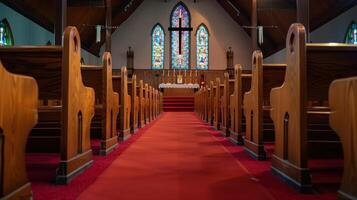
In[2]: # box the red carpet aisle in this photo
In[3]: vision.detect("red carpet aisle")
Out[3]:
[78,112,275,200]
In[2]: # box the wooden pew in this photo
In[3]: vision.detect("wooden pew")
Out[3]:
[243,51,286,160]
[207,81,216,126]
[220,73,234,137]
[270,23,357,191]
[0,62,38,199]
[329,77,357,200]
[113,67,131,141]
[128,75,139,133]
[0,26,95,184]
[229,65,252,144]
[138,80,145,128]
[81,52,119,155]
[213,77,224,130]
[149,86,153,121]
[144,84,150,124]
[154,89,159,119]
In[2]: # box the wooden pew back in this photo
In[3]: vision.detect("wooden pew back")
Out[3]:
[270,23,357,190]
[113,67,131,140]
[329,77,357,200]
[0,27,95,184]
[0,62,38,199]
[243,50,286,159]
[229,65,251,144]
[81,52,119,155]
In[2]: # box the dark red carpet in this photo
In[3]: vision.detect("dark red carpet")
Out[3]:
[26,116,161,200]
[163,96,194,112]
[26,112,341,200]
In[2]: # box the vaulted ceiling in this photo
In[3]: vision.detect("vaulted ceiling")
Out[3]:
[1,0,357,57]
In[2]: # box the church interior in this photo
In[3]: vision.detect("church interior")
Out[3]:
[1,0,357,199]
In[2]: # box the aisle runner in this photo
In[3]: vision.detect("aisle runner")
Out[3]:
[78,112,275,200]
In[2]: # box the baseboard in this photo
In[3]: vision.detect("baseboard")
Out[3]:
[56,150,93,184]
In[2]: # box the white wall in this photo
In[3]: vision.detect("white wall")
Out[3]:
[0,2,100,64]
[109,0,253,70]
[264,5,357,63]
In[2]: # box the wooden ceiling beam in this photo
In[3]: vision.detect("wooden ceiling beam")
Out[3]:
[258,0,296,10]
[68,0,105,7]
[1,0,53,32]
[311,0,357,30]
[88,0,144,55]
[219,0,279,56]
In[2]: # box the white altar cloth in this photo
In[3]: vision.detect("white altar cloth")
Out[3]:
[159,83,200,89]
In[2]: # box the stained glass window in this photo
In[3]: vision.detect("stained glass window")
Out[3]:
[170,3,191,69]
[345,22,357,44]
[0,18,14,46]
[151,24,165,69]
[196,24,209,70]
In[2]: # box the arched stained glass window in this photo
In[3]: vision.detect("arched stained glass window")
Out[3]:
[196,24,209,70]
[170,2,191,69]
[0,18,14,46]
[345,22,357,44]
[151,24,165,69]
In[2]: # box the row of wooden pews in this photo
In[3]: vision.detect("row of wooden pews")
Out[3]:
[0,26,163,199]
[195,23,357,199]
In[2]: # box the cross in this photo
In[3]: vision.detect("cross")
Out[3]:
[168,15,193,54]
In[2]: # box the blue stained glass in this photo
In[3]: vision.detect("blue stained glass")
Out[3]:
[171,3,190,69]
[151,24,165,69]
[0,18,14,46]
[196,25,209,70]
[345,22,357,44]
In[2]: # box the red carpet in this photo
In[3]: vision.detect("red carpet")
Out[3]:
[26,116,161,200]
[27,112,340,200]
[78,112,275,200]
[163,96,194,112]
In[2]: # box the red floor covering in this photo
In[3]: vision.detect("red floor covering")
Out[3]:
[27,112,340,200]
[78,112,274,200]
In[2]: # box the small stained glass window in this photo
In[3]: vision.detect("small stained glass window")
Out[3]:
[0,18,14,46]
[345,22,357,44]
[196,24,209,70]
[151,24,165,69]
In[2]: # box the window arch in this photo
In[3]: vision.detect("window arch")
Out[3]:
[345,21,357,44]
[196,24,209,70]
[151,23,165,69]
[170,2,191,69]
[0,18,14,46]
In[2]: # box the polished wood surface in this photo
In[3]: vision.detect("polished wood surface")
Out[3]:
[0,27,95,184]
[214,78,223,130]
[138,80,145,127]
[81,52,119,155]
[229,65,252,144]
[329,77,357,200]
[243,51,286,160]
[0,61,38,199]
[220,73,232,136]
[128,75,139,132]
[270,23,357,191]
[113,67,131,141]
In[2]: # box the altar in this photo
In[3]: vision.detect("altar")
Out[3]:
[159,83,199,96]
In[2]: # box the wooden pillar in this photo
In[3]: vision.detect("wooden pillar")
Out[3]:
[55,0,67,45]
[105,0,112,52]
[297,0,310,42]
[251,0,258,51]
